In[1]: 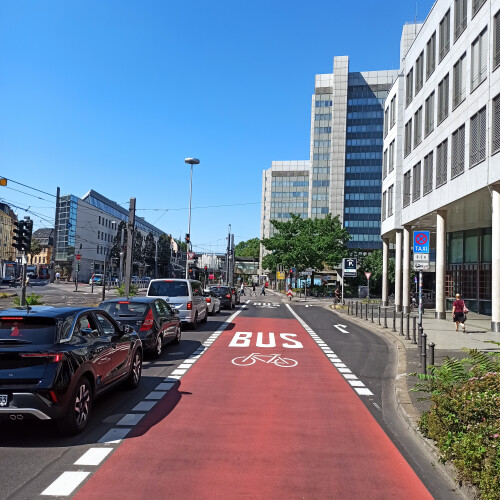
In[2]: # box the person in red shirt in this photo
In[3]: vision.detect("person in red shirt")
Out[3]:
[452,293,467,333]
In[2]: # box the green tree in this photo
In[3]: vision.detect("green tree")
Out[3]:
[157,234,171,277]
[261,214,350,273]
[235,238,260,259]
[29,239,43,264]
[110,221,127,262]
[143,232,156,275]
[358,250,395,295]
[133,232,143,272]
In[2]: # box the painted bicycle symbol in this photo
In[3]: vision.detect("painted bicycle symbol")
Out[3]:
[231,353,298,368]
[415,233,428,245]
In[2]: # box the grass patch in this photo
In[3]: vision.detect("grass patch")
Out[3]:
[13,293,44,306]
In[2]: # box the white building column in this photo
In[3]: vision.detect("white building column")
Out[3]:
[382,237,389,307]
[435,210,447,319]
[403,225,411,314]
[492,185,500,332]
[395,229,403,312]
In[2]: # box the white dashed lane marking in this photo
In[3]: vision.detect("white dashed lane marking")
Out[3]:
[285,304,373,397]
[74,448,113,466]
[41,471,90,496]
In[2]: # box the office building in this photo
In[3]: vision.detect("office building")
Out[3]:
[381,1,500,331]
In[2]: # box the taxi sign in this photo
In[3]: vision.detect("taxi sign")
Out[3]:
[413,230,430,254]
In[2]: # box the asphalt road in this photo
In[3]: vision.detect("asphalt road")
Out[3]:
[0,291,461,499]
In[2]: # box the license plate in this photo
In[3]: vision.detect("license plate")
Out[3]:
[0,394,8,407]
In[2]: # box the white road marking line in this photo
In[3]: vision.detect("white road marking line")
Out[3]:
[348,380,366,387]
[343,374,357,380]
[178,363,192,369]
[145,390,166,400]
[116,413,145,426]
[167,375,182,379]
[356,388,374,396]
[133,400,157,412]
[333,363,347,368]
[337,368,352,373]
[373,402,382,411]
[74,448,113,466]
[156,382,175,390]
[182,359,196,364]
[41,471,90,496]
[171,369,187,375]
[98,427,132,443]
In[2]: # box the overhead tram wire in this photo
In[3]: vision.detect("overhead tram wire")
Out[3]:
[0,176,57,198]
[135,201,261,212]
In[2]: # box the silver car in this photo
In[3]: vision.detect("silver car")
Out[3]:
[147,279,208,328]
[203,289,221,315]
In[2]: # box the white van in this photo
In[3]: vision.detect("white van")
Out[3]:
[146,279,208,328]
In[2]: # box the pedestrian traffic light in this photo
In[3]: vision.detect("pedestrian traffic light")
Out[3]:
[204,266,207,272]
[189,267,192,274]
[12,220,25,251]
[185,233,190,244]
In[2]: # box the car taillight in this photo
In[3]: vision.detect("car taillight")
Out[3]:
[21,353,64,363]
[226,294,231,298]
[187,301,192,310]
[205,298,211,303]
[140,309,154,331]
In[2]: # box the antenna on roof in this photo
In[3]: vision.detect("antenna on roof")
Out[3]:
[415,1,418,25]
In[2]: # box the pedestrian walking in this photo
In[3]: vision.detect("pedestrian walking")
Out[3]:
[240,283,245,296]
[260,284,266,296]
[55,271,61,283]
[452,293,468,333]
[252,283,256,296]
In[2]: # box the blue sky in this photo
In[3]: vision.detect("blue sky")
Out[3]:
[0,0,435,254]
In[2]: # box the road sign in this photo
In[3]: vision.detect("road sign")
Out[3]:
[365,272,371,280]
[209,273,214,279]
[75,254,81,260]
[277,271,285,280]
[414,253,429,262]
[187,252,195,259]
[413,262,430,271]
[343,258,357,277]
[291,267,296,272]
[302,272,312,276]
[413,230,430,253]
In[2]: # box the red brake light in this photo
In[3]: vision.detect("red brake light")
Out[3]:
[187,301,192,310]
[118,301,130,304]
[205,297,211,303]
[164,280,173,282]
[1,317,23,321]
[49,390,58,403]
[226,294,231,298]
[21,353,64,363]
[140,309,154,331]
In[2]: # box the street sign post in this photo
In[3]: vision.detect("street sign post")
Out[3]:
[413,230,430,324]
[343,258,357,277]
[75,254,81,260]
[413,230,430,253]
[365,272,371,299]
[277,271,285,280]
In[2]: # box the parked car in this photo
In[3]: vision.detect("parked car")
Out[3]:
[146,279,208,328]
[0,306,142,434]
[203,289,221,315]
[89,274,104,285]
[210,285,235,309]
[230,287,241,305]
[100,297,181,358]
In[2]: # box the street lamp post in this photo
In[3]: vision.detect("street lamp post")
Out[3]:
[184,157,200,279]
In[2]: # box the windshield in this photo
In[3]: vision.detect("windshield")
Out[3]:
[211,286,230,296]
[101,302,148,317]
[0,317,57,345]
[148,281,189,297]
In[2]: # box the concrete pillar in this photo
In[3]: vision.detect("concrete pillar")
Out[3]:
[382,237,389,307]
[435,210,447,319]
[492,186,500,332]
[395,229,403,312]
[403,225,411,314]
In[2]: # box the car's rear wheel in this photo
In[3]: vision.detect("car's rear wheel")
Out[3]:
[151,335,162,359]
[126,350,142,389]
[174,326,181,344]
[201,309,208,323]
[57,376,93,435]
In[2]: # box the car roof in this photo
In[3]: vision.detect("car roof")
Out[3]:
[100,297,160,304]
[0,306,97,319]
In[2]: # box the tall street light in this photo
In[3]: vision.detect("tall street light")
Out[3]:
[185,157,200,278]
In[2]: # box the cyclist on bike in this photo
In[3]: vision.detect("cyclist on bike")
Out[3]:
[334,287,341,304]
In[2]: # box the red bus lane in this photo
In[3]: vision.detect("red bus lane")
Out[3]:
[75,315,431,499]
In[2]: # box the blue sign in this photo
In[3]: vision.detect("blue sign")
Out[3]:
[291,267,296,272]
[413,230,430,254]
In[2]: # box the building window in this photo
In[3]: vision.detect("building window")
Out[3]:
[389,140,395,172]
[412,162,421,201]
[454,0,467,41]
[470,106,487,167]
[453,53,466,109]
[472,0,486,17]
[383,149,388,179]
[390,95,396,128]
[403,170,411,207]
[384,107,389,137]
[423,152,434,195]
[404,119,412,157]
[451,124,466,178]
[382,191,387,221]
[425,92,435,137]
[471,28,487,92]
[494,11,500,70]
[493,93,500,154]
[414,106,422,146]
[437,74,449,124]
[387,185,394,217]
[406,68,413,106]
[415,52,424,93]
[426,32,436,79]
[436,139,448,187]
[439,10,451,61]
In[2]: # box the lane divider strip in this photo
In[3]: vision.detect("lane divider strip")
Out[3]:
[285,303,373,397]
[40,308,245,497]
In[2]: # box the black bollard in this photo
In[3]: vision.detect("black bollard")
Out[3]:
[371,305,374,323]
[378,306,381,325]
[348,302,350,315]
[412,316,417,344]
[392,310,396,332]
[365,303,368,320]
[421,333,427,374]
[400,312,404,336]
[418,324,423,359]
[356,301,358,317]
[383,307,388,329]
[406,314,410,340]
[429,342,435,367]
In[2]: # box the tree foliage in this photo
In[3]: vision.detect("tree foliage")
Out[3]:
[29,239,43,263]
[261,214,350,273]
[235,238,260,259]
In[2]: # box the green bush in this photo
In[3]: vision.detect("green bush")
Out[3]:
[116,284,139,297]
[13,293,44,306]
[412,347,500,498]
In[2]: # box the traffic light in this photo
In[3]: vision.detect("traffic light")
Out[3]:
[23,219,33,252]
[204,266,207,272]
[13,220,25,251]
[76,262,80,271]
[90,262,94,272]
[188,267,193,274]
[185,233,190,244]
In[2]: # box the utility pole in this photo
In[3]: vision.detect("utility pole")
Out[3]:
[102,256,107,301]
[50,187,60,283]
[226,225,231,285]
[155,239,158,279]
[119,226,125,285]
[124,198,136,297]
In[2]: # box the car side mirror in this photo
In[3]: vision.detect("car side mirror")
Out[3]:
[172,309,180,315]
[121,324,135,335]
